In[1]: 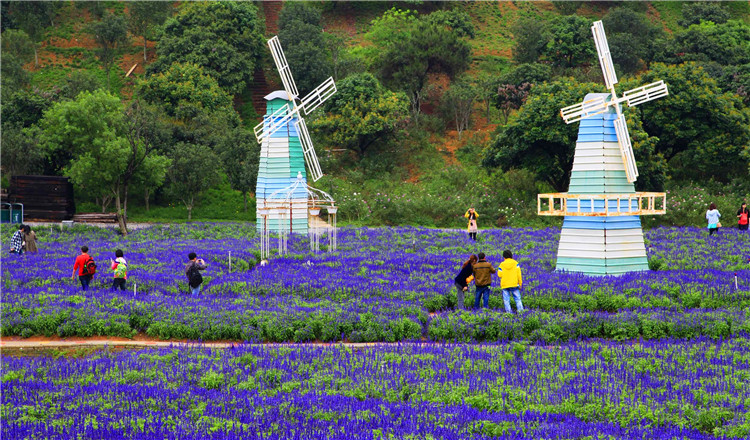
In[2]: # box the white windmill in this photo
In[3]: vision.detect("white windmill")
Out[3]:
[538,21,668,275]
[254,36,337,235]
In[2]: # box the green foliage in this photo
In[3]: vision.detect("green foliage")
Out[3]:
[440,77,476,137]
[278,2,330,96]
[128,1,172,62]
[544,15,596,68]
[680,1,730,27]
[602,7,666,74]
[511,17,548,64]
[483,79,598,191]
[90,12,128,91]
[633,62,750,183]
[0,123,44,179]
[149,1,265,95]
[60,70,103,101]
[371,9,471,115]
[671,20,750,66]
[500,63,553,87]
[310,73,409,160]
[166,143,222,220]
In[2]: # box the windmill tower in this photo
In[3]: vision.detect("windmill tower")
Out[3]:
[254,36,336,234]
[538,21,668,275]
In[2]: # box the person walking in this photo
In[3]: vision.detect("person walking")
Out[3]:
[737,202,749,231]
[9,224,25,255]
[110,249,128,291]
[498,250,524,314]
[23,225,37,253]
[465,208,478,241]
[185,252,207,295]
[72,246,96,291]
[706,202,721,236]
[471,252,496,310]
[453,254,477,310]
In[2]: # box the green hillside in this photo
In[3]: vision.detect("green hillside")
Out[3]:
[2,1,749,231]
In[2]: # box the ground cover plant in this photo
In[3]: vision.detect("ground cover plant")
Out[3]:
[3,340,750,438]
[2,223,749,343]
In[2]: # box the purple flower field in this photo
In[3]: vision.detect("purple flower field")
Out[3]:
[3,223,750,438]
[2,224,749,343]
[3,339,749,438]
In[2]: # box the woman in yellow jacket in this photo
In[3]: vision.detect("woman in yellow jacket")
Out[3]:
[465,208,478,240]
[498,249,524,314]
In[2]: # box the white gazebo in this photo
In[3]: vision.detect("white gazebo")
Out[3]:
[258,172,338,260]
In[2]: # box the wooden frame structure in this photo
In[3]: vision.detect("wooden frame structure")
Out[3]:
[538,192,666,217]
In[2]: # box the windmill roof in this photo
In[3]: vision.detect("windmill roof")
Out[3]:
[265,90,294,101]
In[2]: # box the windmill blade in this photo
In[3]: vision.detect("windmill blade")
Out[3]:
[560,96,609,124]
[300,77,337,115]
[253,103,297,143]
[613,113,639,183]
[296,118,323,182]
[622,80,668,107]
[592,21,618,90]
[268,36,299,100]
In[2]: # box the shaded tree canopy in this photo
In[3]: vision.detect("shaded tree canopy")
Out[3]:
[148,1,265,95]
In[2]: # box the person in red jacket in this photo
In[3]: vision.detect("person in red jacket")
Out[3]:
[72,246,94,291]
[738,202,749,231]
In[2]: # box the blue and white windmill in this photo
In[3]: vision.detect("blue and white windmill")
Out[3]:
[538,21,668,275]
[253,36,336,235]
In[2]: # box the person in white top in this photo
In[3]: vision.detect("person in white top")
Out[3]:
[706,202,721,236]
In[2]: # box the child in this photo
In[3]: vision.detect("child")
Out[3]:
[498,249,524,314]
[110,249,127,291]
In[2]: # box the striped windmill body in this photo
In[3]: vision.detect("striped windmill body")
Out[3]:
[256,91,309,233]
[538,21,668,276]
[556,97,647,275]
[253,36,336,235]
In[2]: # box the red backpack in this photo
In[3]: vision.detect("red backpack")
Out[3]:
[82,256,97,276]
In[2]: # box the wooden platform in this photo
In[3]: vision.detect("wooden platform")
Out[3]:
[73,213,119,223]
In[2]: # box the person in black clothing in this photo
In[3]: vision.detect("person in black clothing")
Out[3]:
[453,254,477,310]
[738,202,749,231]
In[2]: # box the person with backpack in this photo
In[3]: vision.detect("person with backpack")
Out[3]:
[185,252,207,295]
[498,250,524,314]
[72,246,96,291]
[471,252,497,309]
[737,202,749,231]
[110,249,128,291]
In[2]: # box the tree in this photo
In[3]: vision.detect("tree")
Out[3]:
[602,7,665,74]
[375,17,470,116]
[218,128,259,212]
[278,2,330,95]
[138,63,233,119]
[512,18,548,64]
[544,15,596,68]
[148,1,264,95]
[630,62,750,183]
[483,79,664,192]
[553,1,582,15]
[0,123,44,178]
[500,63,553,87]
[167,143,222,220]
[91,13,129,91]
[128,1,171,62]
[680,1,730,27]
[0,30,34,100]
[495,83,530,125]
[474,73,500,123]
[425,9,475,38]
[61,70,102,100]
[9,2,56,67]
[441,78,475,138]
[310,73,409,159]
[671,20,750,67]
[38,90,170,235]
